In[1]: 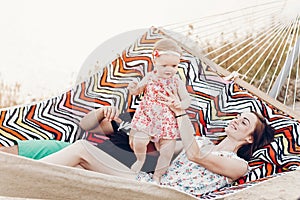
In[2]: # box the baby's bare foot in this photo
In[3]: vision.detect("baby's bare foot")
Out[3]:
[152,174,161,184]
[131,161,143,173]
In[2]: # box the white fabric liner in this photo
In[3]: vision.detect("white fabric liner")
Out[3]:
[0,152,195,200]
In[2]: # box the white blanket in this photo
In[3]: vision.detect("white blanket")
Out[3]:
[0,152,194,200]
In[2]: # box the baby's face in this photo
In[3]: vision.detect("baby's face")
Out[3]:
[154,54,180,79]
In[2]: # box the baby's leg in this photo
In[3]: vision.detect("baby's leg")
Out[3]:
[153,139,176,183]
[130,130,150,173]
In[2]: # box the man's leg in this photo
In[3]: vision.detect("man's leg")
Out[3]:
[41,140,137,179]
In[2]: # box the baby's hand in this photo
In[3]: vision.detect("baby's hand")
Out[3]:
[127,80,139,94]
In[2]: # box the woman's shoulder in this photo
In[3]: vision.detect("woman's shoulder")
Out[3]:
[195,137,248,161]
[212,150,249,168]
[195,136,214,146]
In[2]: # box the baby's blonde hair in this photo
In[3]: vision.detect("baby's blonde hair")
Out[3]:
[153,38,182,56]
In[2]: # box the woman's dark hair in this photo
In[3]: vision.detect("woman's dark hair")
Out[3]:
[237,111,275,161]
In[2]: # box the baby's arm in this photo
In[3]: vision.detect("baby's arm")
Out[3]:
[176,78,191,109]
[127,73,150,95]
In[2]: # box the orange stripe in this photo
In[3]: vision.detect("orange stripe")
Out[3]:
[0,110,27,140]
[100,68,126,88]
[139,31,160,44]
[121,51,154,73]
[26,105,62,140]
[193,90,214,99]
[64,91,91,113]
[265,163,274,176]
[79,83,110,110]
[117,56,146,75]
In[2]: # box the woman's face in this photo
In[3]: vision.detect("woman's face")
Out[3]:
[153,54,180,79]
[225,112,258,143]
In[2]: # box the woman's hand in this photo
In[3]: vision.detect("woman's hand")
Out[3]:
[158,88,185,116]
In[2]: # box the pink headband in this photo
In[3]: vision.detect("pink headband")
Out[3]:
[152,50,181,58]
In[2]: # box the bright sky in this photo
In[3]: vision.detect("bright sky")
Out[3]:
[0,0,299,103]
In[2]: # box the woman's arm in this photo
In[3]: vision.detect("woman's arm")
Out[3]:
[158,90,200,161]
[176,114,248,181]
[159,89,248,181]
[176,79,191,110]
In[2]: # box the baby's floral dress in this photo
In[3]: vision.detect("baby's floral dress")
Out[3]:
[131,73,180,141]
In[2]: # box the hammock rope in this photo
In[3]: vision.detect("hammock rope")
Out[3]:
[266,19,295,95]
[250,22,290,86]
[257,20,293,90]
[282,18,300,104]
[241,21,291,79]
[161,0,300,111]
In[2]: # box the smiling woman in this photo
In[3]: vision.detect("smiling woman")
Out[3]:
[225,111,274,161]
